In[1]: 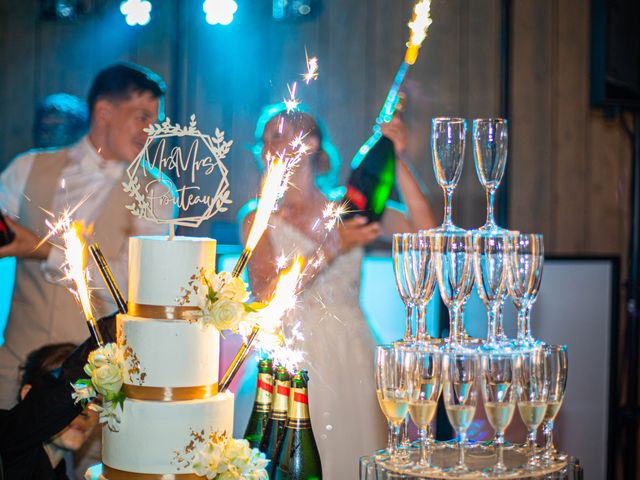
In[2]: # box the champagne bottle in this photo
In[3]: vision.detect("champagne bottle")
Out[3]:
[0,212,15,247]
[259,365,291,475]
[244,358,274,448]
[274,370,322,480]
[344,93,405,222]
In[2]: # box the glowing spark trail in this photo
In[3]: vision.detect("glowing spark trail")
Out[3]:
[302,49,319,84]
[284,82,300,113]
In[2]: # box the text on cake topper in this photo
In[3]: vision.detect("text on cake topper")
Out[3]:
[123,114,233,230]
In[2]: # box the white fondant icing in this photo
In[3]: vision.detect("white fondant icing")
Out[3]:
[103,392,234,474]
[119,314,220,387]
[128,236,216,307]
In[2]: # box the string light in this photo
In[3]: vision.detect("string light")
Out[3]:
[120,0,152,26]
[203,0,238,26]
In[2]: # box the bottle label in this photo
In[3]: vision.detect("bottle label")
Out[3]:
[271,380,290,420]
[287,387,311,429]
[346,184,367,210]
[256,373,273,410]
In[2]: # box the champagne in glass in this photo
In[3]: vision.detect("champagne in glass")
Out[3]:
[442,350,479,474]
[433,232,475,349]
[516,348,550,469]
[374,345,411,465]
[542,345,568,463]
[481,351,517,475]
[431,117,467,233]
[406,347,442,472]
[506,233,544,347]
[473,118,508,232]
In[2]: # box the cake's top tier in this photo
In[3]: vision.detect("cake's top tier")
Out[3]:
[128,235,216,308]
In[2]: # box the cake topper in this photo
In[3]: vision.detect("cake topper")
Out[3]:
[122,114,233,237]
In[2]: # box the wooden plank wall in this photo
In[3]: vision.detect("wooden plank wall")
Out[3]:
[510,0,631,258]
[0,0,631,254]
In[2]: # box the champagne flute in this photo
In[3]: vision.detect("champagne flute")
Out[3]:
[433,232,475,349]
[542,344,568,463]
[473,118,508,233]
[393,233,420,343]
[406,347,442,472]
[481,350,517,475]
[375,345,411,465]
[442,349,479,474]
[415,231,438,344]
[516,347,550,469]
[506,234,544,347]
[431,117,467,233]
[473,233,509,350]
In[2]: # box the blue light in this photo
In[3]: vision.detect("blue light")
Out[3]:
[203,0,238,26]
[120,0,152,26]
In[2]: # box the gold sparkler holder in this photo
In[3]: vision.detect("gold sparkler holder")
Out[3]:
[89,243,127,314]
[219,326,260,392]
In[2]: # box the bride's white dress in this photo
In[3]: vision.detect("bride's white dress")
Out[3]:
[269,216,387,479]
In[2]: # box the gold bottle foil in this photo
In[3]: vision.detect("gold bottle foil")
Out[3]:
[255,373,273,413]
[271,380,290,420]
[287,387,311,429]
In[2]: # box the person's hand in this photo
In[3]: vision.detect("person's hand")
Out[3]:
[0,216,51,260]
[380,116,408,156]
[334,216,381,254]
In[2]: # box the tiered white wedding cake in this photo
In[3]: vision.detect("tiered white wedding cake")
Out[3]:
[102,236,234,477]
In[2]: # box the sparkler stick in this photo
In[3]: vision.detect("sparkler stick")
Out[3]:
[62,222,104,347]
[220,257,303,392]
[88,243,127,314]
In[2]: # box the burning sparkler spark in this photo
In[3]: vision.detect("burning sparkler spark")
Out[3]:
[405,0,433,64]
[284,82,300,113]
[302,49,319,84]
[54,215,104,346]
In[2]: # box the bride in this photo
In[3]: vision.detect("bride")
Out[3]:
[240,103,437,478]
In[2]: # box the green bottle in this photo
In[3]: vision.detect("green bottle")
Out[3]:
[244,358,274,449]
[274,370,322,480]
[258,365,290,475]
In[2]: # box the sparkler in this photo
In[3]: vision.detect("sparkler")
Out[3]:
[284,82,300,114]
[59,219,104,346]
[220,256,304,391]
[232,151,301,278]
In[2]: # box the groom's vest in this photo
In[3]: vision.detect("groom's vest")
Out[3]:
[4,148,133,360]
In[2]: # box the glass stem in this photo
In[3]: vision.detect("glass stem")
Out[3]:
[543,420,555,459]
[492,429,505,471]
[386,421,394,455]
[517,307,527,342]
[486,303,500,345]
[416,303,429,342]
[443,187,453,227]
[449,306,460,345]
[390,422,400,460]
[527,427,538,466]
[404,303,414,342]
[401,416,410,447]
[457,431,467,469]
[418,427,428,466]
[486,188,496,228]
[524,305,533,341]
[457,305,467,341]
[496,298,506,340]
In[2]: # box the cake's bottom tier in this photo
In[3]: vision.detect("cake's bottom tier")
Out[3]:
[103,392,234,475]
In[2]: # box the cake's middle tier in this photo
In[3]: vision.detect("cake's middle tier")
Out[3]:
[118,314,220,389]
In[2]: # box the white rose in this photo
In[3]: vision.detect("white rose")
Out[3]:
[208,300,245,331]
[193,442,225,479]
[220,277,249,303]
[91,363,123,396]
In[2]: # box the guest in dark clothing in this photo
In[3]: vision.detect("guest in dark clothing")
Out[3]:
[0,314,116,480]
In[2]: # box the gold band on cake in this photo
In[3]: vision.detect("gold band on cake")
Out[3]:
[127,303,200,320]
[103,465,202,479]
[123,383,218,401]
